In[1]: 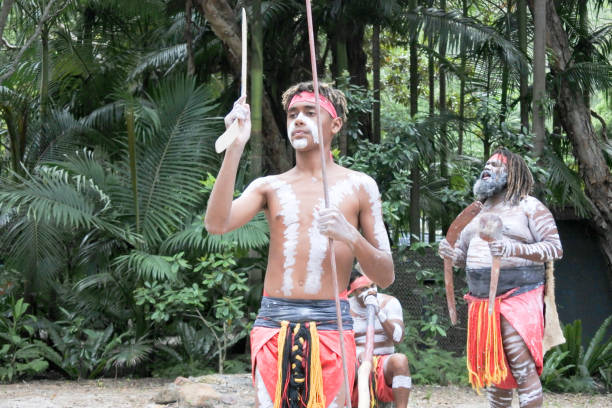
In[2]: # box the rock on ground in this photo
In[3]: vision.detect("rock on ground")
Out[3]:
[0,374,610,408]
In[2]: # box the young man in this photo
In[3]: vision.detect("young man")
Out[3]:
[205,82,394,408]
[348,269,411,408]
[439,148,563,408]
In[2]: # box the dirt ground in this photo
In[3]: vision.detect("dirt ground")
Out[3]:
[1,374,610,408]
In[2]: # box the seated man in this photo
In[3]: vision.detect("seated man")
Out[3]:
[348,269,411,408]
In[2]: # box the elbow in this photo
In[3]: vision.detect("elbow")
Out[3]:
[204,217,227,235]
[378,271,395,289]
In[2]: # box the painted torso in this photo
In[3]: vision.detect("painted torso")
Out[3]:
[242,167,390,300]
[457,195,562,269]
[350,294,403,356]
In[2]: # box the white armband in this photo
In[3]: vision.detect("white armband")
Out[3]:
[392,375,412,389]
[392,323,403,342]
[377,310,388,323]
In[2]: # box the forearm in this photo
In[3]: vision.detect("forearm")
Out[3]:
[204,146,244,234]
[503,239,563,262]
[350,232,394,288]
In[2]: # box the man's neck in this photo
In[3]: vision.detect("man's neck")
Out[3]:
[484,191,506,208]
[294,146,334,178]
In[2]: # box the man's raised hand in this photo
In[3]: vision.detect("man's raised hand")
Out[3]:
[222,96,251,149]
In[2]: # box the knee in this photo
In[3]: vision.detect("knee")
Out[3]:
[388,353,410,375]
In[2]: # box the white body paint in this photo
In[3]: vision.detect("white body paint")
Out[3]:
[454,196,562,270]
[305,173,391,294]
[287,112,319,148]
[350,294,403,356]
[244,177,300,296]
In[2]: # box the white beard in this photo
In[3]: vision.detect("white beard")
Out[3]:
[473,169,508,200]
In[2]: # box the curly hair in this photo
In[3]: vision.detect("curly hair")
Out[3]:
[492,147,534,205]
[281,81,348,123]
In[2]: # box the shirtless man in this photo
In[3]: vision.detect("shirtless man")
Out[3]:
[348,269,411,408]
[438,148,563,408]
[205,81,394,408]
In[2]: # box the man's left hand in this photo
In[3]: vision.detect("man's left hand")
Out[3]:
[317,206,358,245]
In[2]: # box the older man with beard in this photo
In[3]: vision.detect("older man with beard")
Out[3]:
[438,148,563,408]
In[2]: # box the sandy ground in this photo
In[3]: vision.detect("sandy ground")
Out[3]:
[0,374,611,408]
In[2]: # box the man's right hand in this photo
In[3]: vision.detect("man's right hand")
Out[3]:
[438,238,455,259]
[223,96,251,149]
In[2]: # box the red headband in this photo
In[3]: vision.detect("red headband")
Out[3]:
[488,153,508,165]
[348,275,374,295]
[288,91,338,119]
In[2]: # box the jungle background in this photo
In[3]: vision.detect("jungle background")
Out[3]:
[0,0,611,395]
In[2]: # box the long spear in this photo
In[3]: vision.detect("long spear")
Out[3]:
[304,2,352,407]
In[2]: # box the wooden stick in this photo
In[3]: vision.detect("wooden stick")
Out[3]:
[358,303,377,408]
[305,2,351,407]
[215,8,247,154]
[240,7,247,98]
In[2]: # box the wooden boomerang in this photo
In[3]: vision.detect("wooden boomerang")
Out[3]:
[444,201,483,325]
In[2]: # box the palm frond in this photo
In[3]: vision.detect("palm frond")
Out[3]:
[128,44,187,80]
[543,150,592,218]
[0,216,64,288]
[113,250,177,281]
[410,7,528,73]
[554,62,612,96]
[113,76,220,245]
[106,341,153,369]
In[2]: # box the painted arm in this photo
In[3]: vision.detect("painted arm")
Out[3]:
[317,175,394,288]
[378,297,404,344]
[489,198,563,262]
[452,230,469,268]
[204,100,266,234]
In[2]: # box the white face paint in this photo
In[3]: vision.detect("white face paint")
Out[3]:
[287,112,319,149]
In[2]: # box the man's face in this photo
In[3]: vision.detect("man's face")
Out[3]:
[353,282,377,306]
[286,101,342,151]
[473,155,508,200]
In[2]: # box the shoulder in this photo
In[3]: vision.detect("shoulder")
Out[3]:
[519,195,550,215]
[339,168,380,196]
[242,175,276,195]
[380,293,400,307]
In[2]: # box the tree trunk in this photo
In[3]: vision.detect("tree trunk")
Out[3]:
[439,0,448,182]
[371,23,381,144]
[347,23,371,145]
[518,0,529,131]
[40,25,50,122]
[458,0,467,155]
[249,0,263,178]
[0,0,15,44]
[185,0,195,76]
[409,0,420,244]
[499,2,511,127]
[528,0,612,273]
[198,0,291,173]
[531,0,546,157]
[333,28,349,155]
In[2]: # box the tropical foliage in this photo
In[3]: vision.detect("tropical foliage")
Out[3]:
[0,0,610,386]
